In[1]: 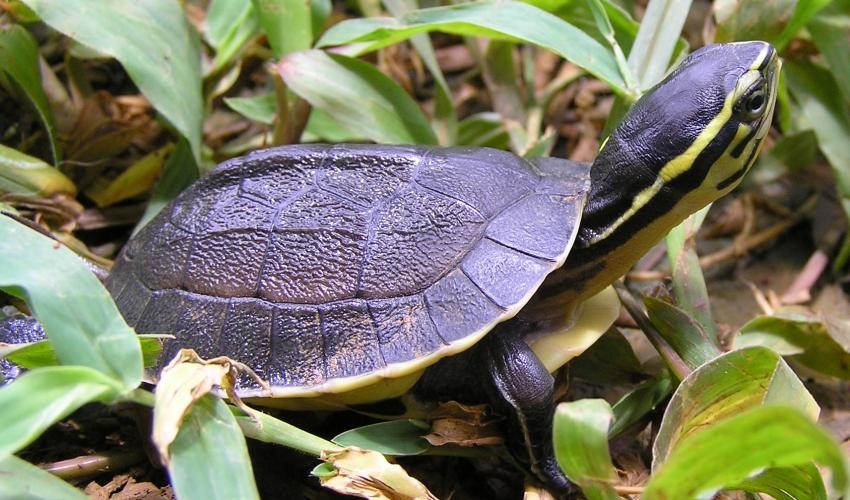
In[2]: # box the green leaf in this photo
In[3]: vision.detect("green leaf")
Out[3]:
[0,143,75,197]
[665,205,718,344]
[253,0,313,58]
[775,0,833,51]
[2,339,59,369]
[303,108,369,143]
[206,0,260,73]
[21,0,204,162]
[609,375,673,437]
[645,407,848,499]
[456,112,509,149]
[235,407,340,457]
[785,60,850,261]
[133,139,198,236]
[0,216,142,388]
[316,0,627,94]
[168,395,260,500]
[0,366,122,457]
[627,0,690,89]
[733,464,828,500]
[644,296,721,372]
[383,0,457,145]
[0,455,88,499]
[0,24,60,164]
[279,50,437,145]
[224,93,276,124]
[734,312,850,379]
[809,1,850,104]
[5,336,162,371]
[653,347,819,469]
[334,420,430,456]
[553,399,619,500]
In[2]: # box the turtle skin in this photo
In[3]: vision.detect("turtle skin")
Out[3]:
[106,144,590,397]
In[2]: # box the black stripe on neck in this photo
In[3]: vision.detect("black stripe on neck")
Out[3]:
[563,116,741,278]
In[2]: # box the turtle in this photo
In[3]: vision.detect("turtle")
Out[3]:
[2,41,780,493]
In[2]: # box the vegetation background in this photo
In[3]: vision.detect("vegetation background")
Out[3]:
[1,0,850,498]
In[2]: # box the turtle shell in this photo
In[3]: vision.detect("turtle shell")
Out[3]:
[106,145,590,398]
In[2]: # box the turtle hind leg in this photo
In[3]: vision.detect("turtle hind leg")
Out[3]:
[479,325,575,496]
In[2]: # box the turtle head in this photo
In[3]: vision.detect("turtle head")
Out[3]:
[577,41,779,249]
[542,42,779,307]
[613,41,780,197]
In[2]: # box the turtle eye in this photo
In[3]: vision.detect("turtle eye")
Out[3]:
[739,83,767,120]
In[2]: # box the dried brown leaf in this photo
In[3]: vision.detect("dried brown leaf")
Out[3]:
[320,447,437,500]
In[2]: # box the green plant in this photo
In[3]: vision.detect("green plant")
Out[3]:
[2,0,850,498]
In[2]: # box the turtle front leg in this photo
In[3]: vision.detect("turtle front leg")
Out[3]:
[415,323,575,495]
[479,326,575,495]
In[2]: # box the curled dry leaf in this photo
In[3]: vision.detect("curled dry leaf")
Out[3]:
[151,348,269,464]
[320,447,437,500]
[424,401,504,447]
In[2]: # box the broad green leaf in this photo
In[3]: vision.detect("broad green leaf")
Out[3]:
[279,50,437,145]
[253,0,313,57]
[22,0,204,161]
[0,216,142,388]
[809,1,850,104]
[206,0,260,73]
[653,346,818,469]
[627,0,690,89]
[0,366,122,457]
[734,312,850,379]
[225,93,277,124]
[168,395,260,500]
[316,1,627,94]
[714,0,797,44]
[644,296,721,372]
[0,455,88,500]
[645,407,848,499]
[304,108,369,143]
[734,464,828,500]
[0,143,75,197]
[0,24,60,164]
[553,399,619,500]
[133,139,198,235]
[334,420,430,456]
[609,375,673,437]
